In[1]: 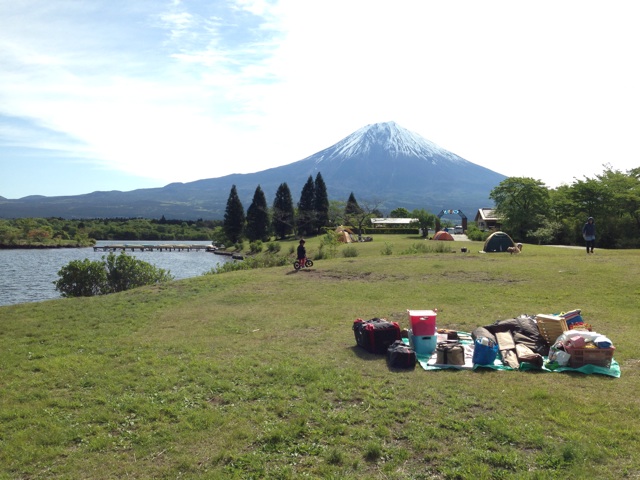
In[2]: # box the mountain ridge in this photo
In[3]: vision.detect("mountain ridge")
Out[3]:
[0,122,505,220]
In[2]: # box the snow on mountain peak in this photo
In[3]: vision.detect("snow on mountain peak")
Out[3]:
[321,121,466,164]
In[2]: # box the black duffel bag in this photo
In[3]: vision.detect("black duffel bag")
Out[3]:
[387,340,416,369]
[353,317,401,354]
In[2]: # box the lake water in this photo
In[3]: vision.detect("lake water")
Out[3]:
[0,241,233,307]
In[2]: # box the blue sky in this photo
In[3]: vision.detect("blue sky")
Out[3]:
[1,0,638,199]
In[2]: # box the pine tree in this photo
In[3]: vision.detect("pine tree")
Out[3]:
[223,185,245,243]
[272,183,294,239]
[245,185,270,242]
[345,192,362,216]
[313,172,329,234]
[297,176,315,237]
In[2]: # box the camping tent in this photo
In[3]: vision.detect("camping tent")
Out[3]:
[433,231,454,241]
[483,231,515,252]
[335,226,356,243]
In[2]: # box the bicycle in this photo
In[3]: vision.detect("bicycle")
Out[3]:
[293,257,314,270]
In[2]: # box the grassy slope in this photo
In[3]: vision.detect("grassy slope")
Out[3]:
[1,236,639,479]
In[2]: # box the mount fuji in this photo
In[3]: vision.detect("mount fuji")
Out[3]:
[0,122,506,219]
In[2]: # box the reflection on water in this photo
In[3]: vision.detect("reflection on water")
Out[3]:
[0,241,232,307]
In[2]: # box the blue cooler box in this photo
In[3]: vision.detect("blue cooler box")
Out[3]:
[410,334,437,356]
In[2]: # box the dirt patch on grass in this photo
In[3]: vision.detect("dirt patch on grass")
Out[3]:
[291,269,408,283]
[438,270,526,283]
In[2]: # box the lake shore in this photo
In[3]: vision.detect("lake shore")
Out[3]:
[0,242,94,249]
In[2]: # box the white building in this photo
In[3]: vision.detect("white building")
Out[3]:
[370,218,418,227]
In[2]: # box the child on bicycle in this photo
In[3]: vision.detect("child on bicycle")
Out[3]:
[297,239,306,264]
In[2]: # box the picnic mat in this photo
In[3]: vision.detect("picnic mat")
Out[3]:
[406,332,621,378]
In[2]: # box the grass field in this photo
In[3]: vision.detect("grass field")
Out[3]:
[1,235,639,479]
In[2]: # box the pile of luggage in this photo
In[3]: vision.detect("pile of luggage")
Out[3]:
[352,310,472,369]
[352,308,617,372]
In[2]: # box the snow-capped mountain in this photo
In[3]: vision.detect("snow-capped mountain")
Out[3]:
[313,121,467,165]
[0,122,506,219]
[283,121,505,215]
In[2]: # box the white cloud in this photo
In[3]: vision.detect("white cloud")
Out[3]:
[1,0,639,197]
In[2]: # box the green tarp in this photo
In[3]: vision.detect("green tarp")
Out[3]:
[406,333,620,378]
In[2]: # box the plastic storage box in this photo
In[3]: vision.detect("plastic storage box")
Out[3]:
[407,309,437,336]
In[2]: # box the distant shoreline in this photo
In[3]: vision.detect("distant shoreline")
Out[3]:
[0,243,93,250]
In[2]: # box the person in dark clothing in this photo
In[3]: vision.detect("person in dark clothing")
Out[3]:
[297,239,306,262]
[582,217,596,254]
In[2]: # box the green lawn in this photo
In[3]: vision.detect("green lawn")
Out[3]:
[1,235,639,479]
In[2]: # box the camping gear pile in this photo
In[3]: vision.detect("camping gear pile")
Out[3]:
[352,308,619,376]
[542,310,615,369]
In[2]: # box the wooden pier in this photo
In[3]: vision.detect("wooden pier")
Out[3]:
[93,244,215,252]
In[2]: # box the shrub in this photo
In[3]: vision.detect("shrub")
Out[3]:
[380,242,393,255]
[54,258,108,297]
[54,252,173,297]
[342,246,359,257]
[319,231,340,259]
[315,244,327,260]
[104,251,173,293]
[249,240,263,253]
[266,242,281,253]
[432,242,453,253]
[465,224,490,242]
[401,242,432,255]
[205,254,289,274]
[400,242,453,255]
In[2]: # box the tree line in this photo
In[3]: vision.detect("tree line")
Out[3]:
[3,165,638,249]
[489,166,640,248]
[222,173,332,244]
[0,217,222,246]
[221,172,440,245]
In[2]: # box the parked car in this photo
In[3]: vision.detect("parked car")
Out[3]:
[453,225,464,234]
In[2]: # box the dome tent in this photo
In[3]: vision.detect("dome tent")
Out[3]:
[335,226,356,243]
[432,230,454,241]
[482,231,515,252]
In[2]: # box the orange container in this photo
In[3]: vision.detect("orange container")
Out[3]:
[407,309,437,336]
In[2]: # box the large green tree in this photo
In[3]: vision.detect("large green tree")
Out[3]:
[390,207,411,218]
[579,167,640,248]
[489,177,550,242]
[223,185,245,243]
[606,167,640,231]
[571,178,608,220]
[245,185,270,242]
[272,183,295,239]
[411,209,436,238]
[328,200,346,227]
[296,176,316,237]
[313,172,330,234]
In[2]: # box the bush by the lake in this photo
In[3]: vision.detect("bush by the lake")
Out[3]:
[205,254,290,274]
[54,252,173,297]
[266,241,281,253]
[249,240,263,253]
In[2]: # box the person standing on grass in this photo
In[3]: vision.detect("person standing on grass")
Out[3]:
[582,216,596,254]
